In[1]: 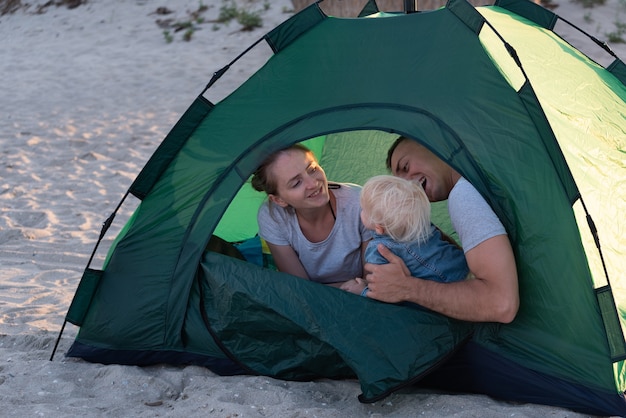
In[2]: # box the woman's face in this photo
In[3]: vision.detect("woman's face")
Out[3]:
[268,149,329,210]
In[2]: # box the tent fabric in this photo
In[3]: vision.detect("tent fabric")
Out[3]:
[197,252,473,402]
[62,0,626,415]
[420,340,626,416]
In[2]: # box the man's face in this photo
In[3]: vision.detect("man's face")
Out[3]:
[389,140,452,202]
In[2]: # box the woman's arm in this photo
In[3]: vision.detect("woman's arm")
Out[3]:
[266,242,310,279]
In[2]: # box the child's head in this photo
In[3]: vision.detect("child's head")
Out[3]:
[360,175,431,243]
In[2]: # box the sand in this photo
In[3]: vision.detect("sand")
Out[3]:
[1,0,624,416]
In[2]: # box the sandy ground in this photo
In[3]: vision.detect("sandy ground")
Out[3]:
[1,0,625,416]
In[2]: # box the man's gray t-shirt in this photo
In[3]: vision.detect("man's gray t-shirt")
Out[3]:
[257,183,372,284]
[447,177,507,253]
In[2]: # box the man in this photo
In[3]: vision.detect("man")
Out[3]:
[364,136,519,323]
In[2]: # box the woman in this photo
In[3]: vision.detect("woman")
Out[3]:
[251,144,371,286]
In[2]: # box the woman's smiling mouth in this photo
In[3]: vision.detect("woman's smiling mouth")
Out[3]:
[308,186,323,198]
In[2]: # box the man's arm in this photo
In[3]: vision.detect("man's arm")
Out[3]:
[364,234,519,323]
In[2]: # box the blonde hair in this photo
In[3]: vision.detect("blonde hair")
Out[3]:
[360,175,431,243]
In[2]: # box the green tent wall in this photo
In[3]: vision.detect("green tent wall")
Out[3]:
[58,0,626,415]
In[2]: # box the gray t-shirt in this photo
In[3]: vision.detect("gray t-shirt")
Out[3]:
[448,177,507,253]
[257,183,372,284]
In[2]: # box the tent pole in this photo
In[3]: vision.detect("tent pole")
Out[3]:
[50,320,67,361]
[404,0,417,13]
[49,189,131,362]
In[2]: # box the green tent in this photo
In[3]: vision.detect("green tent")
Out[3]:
[54,0,626,414]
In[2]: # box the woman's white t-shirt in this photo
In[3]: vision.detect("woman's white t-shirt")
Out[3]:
[257,183,371,284]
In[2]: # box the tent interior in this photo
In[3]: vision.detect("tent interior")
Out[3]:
[214,132,457,245]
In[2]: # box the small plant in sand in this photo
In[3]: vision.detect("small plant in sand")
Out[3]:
[168,2,209,42]
[606,21,626,43]
[156,0,270,43]
[218,1,239,22]
[163,30,174,44]
[1,0,86,15]
[236,8,262,30]
[217,0,267,31]
[604,0,626,44]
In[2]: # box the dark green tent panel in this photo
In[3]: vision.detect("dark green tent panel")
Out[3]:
[56,0,626,415]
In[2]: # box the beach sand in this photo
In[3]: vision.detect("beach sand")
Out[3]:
[1,0,624,416]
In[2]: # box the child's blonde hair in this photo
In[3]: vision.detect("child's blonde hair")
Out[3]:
[360,175,431,243]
